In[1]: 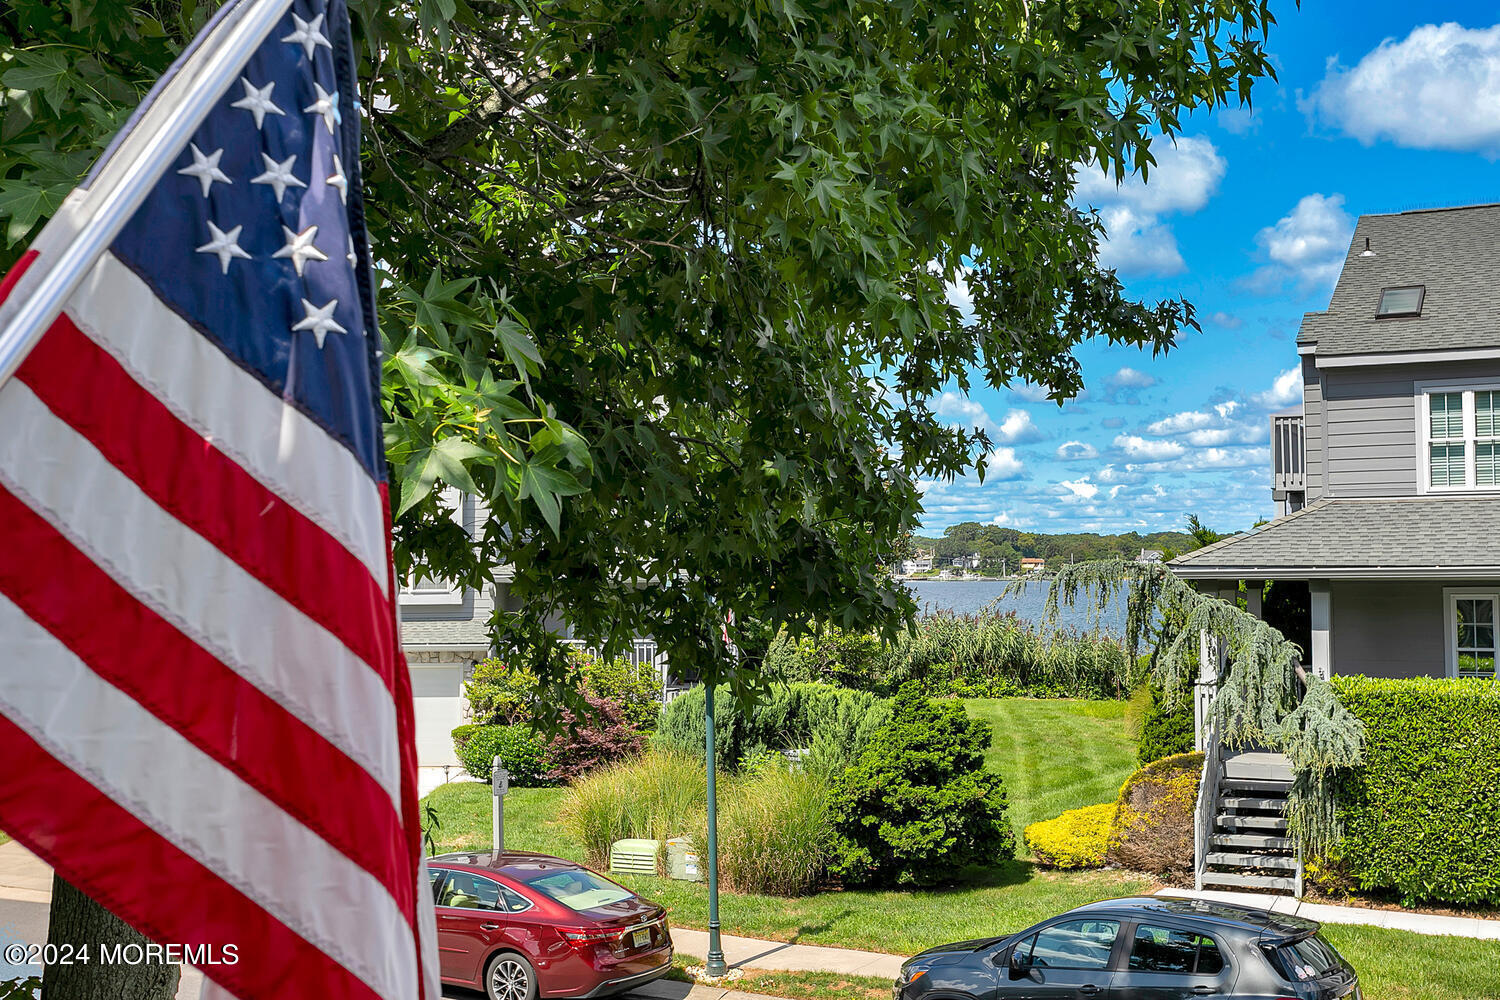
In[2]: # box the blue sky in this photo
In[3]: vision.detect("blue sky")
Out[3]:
[920,2,1500,536]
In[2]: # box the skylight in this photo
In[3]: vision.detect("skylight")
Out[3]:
[1376,285,1424,318]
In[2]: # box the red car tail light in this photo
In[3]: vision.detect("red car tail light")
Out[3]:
[560,928,620,950]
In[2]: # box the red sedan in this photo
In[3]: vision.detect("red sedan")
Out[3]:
[427,851,674,1000]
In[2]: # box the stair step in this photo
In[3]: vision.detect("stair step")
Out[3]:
[1220,796,1287,812]
[1206,851,1299,871]
[1217,814,1288,831]
[1220,777,1292,794]
[1212,833,1293,850]
[1201,871,1297,893]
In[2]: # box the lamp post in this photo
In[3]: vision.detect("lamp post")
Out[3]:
[703,682,728,977]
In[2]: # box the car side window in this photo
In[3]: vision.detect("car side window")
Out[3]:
[495,884,534,913]
[439,872,506,911]
[1129,924,1224,975]
[1029,919,1120,971]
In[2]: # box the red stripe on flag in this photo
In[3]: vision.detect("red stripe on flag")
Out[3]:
[0,484,414,924]
[0,711,388,1000]
[0,249,38,302]
[17,315,397,695]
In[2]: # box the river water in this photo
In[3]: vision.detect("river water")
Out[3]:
[904,578,1130,635]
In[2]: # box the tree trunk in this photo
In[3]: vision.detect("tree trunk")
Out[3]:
[41,876,180,1000]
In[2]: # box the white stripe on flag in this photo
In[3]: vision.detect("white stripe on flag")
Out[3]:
[0,593,418,1000]
[65,252,391,593]
[0,381,400,802]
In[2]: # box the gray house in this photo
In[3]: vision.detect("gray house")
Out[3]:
[1168,202,1500,893]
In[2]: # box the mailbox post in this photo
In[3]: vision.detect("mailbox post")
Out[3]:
[492,757,510,853]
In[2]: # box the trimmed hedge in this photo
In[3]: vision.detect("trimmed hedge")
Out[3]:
[452,724,551,785]
[1329,676,1500,907]
[1025,803,1115,869]
[1137,684,1195,764]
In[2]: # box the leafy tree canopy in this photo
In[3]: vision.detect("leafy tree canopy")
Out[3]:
[1,0,1284,721]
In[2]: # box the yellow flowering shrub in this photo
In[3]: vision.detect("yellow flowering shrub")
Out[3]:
[1024,802,1116,869]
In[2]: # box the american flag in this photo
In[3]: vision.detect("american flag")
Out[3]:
[0,1,440,997]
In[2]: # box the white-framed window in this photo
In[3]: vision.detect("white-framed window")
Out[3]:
[1417,382,1500,492]
[1443,589,1498,679]
[398,487,471,606]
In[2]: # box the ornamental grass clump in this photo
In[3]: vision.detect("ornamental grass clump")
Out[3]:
[710,766,833,896]
[560,750,706,870]
[829,683,1012,887]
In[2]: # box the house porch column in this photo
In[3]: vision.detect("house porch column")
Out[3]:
[1244,580,1263,620]
[1310,580,1333,680]
[1194,582,1236,750]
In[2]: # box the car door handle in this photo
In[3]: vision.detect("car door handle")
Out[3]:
[480,922,501,931]
[1079,987,1102,997]
[1190,989,1218,996]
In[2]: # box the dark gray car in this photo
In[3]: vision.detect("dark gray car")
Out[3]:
[894,896,1360,1000]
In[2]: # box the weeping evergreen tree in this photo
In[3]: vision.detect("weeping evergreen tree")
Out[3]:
[1026,560,1365,853]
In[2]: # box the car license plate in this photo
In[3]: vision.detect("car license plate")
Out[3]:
[633,928,651,948]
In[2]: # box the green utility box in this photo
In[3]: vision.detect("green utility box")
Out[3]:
[665,837,701,881]
[608,838,660,876]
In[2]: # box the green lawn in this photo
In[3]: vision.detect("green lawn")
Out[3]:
[966,697,1137,835]
[1320,925,1500,1000]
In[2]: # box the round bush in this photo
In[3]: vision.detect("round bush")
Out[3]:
[828,683,1013,887]
[1137,685,1194,764]
[452,724,551,785]
[1106,751,1203,876]
[1025,803,1116,869]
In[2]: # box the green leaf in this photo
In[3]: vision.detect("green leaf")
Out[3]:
[396,436,488,517]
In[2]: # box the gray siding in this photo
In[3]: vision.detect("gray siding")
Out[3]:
[1330,579,1500,679]
[1302,358,1324,499]
[1321,359,1500,497]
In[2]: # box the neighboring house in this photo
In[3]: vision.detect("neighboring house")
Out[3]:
[948,553,982,571]
[1169,202,1500,894]
[901,550,935,575]
[400,490,668,769]
[1137,549,1164,563]
[1019,557,1046,574]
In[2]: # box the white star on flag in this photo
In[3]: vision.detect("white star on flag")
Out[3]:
[291,297,347,348]
[229,78,285,129]
[272,224,329,276]
[304,83,341,135]
[175,143,231,198]
[326,156,348,205]
[194,221,252,274]
[281,12,332,61]
[251,153,307,204]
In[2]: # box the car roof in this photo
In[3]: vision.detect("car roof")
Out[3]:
[428,850,589,880]
[1060,895,1319,939]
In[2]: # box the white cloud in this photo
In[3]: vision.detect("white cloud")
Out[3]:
[985,447,1025,480]
[1059,476,1100,500]
[1183,425,1263,447]
[1148,409,1215,435]
[1114,434,1187,460]
[1304,23,1500,158]
[944,269,976,323]
[995,408,1046,444]
[990,512,1013,526]
[1106,366,1157,390]
[1056,440,1099,461]
[1207,311,1244,330]
[1253,366,1304,409]
[1180,447,1271,470]
[1073,136,1227,278]
[933,391,996,436]
[1250,193,1354,291]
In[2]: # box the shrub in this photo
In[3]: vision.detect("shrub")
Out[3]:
[560,750,707,870]
[766,626,885,688]
[1106,752,1203,876]
[1136,684,1195,764]
[709,768,833,896]
[452,724,551,785]
[545,695,647,782]
[463,659,540,725]
[1025,803,1116,869]
[579,656,661,732]
[465,650,662,733]
[828,683,1013,887]
[1329,676,1500,907]
[656,683,890,775]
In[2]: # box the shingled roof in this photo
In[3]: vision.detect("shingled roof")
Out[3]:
[1297,203,1500,357]
[1169,495,1500,579]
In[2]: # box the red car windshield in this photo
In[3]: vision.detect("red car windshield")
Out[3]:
[520,868,635,911]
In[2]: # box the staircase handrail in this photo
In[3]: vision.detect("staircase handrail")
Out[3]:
[1193,718,1222,892]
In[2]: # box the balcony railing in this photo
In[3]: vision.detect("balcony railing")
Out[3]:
[560,638,690,703]
[1271,412,1305,492]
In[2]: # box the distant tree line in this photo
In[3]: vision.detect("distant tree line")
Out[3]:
[910,521,1205,571]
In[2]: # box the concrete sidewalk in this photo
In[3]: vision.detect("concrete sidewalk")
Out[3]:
[1157,887,1500,940]
[669,928,905,979]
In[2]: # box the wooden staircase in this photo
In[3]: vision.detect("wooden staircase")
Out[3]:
[1198,752,1300,895]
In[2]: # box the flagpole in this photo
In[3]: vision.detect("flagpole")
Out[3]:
[0,0,292,391]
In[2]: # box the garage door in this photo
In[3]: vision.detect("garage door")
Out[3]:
[409,664,464,767]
